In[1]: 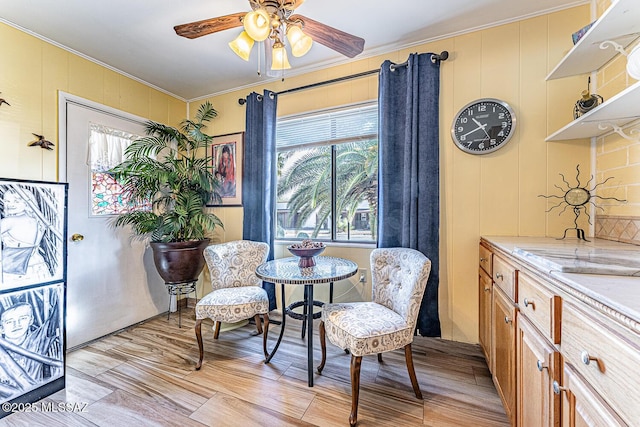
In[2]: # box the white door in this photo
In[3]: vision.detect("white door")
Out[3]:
[59,94,167,348]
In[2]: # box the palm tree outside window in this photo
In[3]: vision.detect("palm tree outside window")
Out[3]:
[276,103,378,243]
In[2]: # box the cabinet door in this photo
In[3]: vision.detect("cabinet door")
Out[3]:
[559,364,626,427]
[492,286,517,425]
[517,315,559,427]
[479,268,492,367]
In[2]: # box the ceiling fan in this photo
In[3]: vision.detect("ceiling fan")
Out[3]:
[174,0,365,65]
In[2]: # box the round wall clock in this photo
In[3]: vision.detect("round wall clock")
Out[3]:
[451,98,516,154]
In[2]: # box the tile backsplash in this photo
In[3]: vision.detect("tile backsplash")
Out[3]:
[595,215,640,245]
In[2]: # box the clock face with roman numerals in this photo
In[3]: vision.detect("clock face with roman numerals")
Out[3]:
[451,98,516,154]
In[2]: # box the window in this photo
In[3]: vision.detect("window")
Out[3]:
[276,103,378,243]
[88,124,149,216]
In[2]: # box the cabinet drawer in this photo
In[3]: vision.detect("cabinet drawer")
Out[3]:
[517,272,561,344]
[493,255,517,302]
[562,302,640,425]
[479,244,492,276]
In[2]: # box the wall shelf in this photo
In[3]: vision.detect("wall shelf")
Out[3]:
[546,0,640,142]
[546,80,640,141]
[546,0,640,81]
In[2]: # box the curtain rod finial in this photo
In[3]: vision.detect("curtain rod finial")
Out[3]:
[238,98,246,105]
[431,51,449,63]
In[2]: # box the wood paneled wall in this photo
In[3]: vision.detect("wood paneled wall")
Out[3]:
[196,5,593,343]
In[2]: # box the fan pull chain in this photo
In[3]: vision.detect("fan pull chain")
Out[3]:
[257,41,262,76]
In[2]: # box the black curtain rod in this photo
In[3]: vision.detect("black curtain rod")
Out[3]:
[238,51,449,105]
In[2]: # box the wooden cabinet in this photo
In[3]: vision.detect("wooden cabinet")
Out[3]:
[479,268,492,365]
[557,364,626,427]
[479,243,492,277]
[561,302,640,425]
[517,315,559,427]
[478,243,493,366]
[479,238,639,426]
[492,285,517,425]
[515,271,561,427]
[492,255,516,301]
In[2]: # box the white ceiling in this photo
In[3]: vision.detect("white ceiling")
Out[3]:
[0,0,587,100]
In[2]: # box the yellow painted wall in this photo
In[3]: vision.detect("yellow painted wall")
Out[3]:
[0,6,596,344]
[193,5,592,343]
[0,22,186,182]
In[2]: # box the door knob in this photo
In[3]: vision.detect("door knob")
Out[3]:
[71,233,84,242]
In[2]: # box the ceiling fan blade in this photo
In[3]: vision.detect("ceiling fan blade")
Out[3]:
[174,12,246,39]
[290,14,364,58]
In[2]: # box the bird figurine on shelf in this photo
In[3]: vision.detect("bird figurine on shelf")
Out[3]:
[0,93,9,107]
[28,133,55,150]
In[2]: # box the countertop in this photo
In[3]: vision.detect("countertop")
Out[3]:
[481,236,640,328]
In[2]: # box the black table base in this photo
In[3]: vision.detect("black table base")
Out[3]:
[266,282,333,386]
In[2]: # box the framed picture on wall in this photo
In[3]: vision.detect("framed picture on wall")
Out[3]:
[0,179,68,290]
[0,282,65,414]
[208,132,243,206]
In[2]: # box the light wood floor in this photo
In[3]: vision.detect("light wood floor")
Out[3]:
[3,311,509,426]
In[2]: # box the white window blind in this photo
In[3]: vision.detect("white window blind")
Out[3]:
[276,103,378,148]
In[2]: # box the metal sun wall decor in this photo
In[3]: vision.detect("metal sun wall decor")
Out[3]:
[539,164,626,241]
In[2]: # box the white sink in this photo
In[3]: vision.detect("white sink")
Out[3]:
[513,246,640,277]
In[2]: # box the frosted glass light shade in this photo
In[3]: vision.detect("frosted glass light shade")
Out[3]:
[287,26,313,57]
[244,9,271,41]
[627,44,640,80]
[229,31,254,61]
[271,42,291,70]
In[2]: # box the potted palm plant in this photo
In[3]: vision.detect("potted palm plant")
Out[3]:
[110,101,223,284]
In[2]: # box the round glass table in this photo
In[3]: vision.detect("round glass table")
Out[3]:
[255,256,358,387]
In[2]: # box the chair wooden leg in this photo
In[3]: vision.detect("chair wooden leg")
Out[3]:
[377,353,383,363]
[350,355,362,427]
[404,343,423,399]
[254,314,263,335]
[195,319,204,370]
[262,313,270,360]
[213,321,221,339]
[317,321,327,373]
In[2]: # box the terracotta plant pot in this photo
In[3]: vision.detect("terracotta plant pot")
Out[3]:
[150,239,210,284]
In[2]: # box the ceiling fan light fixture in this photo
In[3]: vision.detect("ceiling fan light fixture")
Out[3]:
[243,9,271,41]
[286,25,313,57]
[229,31,254,61]
[271,40,291,70]
[284,0,305,10]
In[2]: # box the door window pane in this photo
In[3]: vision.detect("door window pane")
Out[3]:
[88,124,148,216]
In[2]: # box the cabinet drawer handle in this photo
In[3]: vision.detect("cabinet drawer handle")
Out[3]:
[484,287,490,292]
[523,298,535,309]
[552,381,566,395]
[495,273,503,280]
[480,257,487,262]
[504,316,512,324]
[581,351,598,366]
[536,360,547,372]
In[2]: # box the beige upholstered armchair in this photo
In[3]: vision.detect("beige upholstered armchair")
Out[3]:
[318,247,432,426]
[194,240,270,370]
